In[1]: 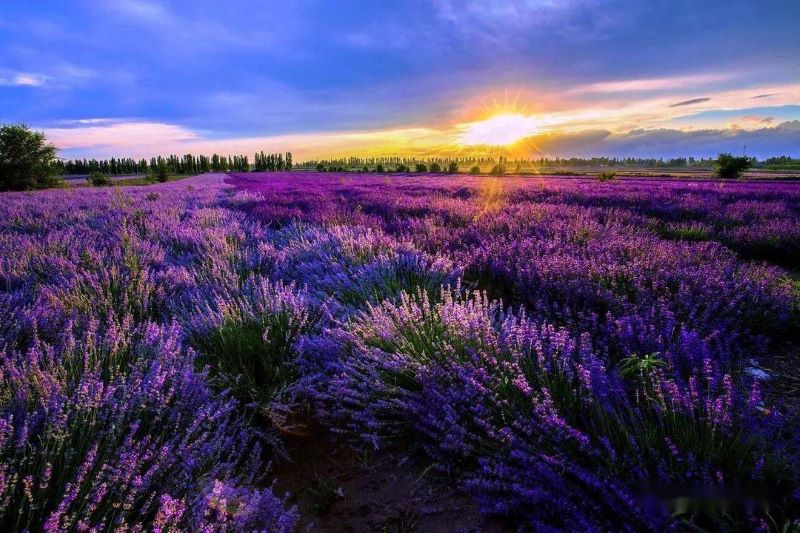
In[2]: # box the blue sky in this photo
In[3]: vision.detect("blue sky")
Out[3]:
[1,0,799,159]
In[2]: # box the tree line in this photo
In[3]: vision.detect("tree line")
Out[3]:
[1,123,797,191]
[58,153,255,176]
[297,155,729,171]
[253,151,292,172]
[59,152,299,176]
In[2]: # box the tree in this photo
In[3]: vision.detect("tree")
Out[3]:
[490,163,506,176]
[430,162,442,173]
[715,153,751,179]
[316,163,325,172]
[87,171,111,186]
[0,124,60,191]
[376,163,384,173]
[447,162,458,174]
[154,157,169,182]
[469,166,481,175]
[415,163,428,173]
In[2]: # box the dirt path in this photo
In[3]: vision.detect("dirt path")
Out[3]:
[272,431,505,532]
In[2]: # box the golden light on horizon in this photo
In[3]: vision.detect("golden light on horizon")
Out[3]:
[457,113,540,146]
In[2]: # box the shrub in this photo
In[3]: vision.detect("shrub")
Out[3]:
[316,163,325,172]
[430,162,442,173]
[295,288,792,528]
[376,164,384,173]
[87,171,111,186]
[490,163,506,176]
[0,322,295,531]
[0,124,60,191]
[469,166,481,175]
[447,162,458,174]
[395,164,407,172]
[596,171,616,182]
[186,277,317,410]
[715,153,752,179]
[415,163,428,173]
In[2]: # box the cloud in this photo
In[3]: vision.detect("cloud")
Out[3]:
[522,121,800,159]
[0,71,49,87]
[341,27,411,50]
[45,120,199,152]
[430,0,625,50]
[752,93,777,99]
[741,115,774,124]
[44,116,800,162]
[109,0,174,26]
[670,97,711,108]
[434,0,598,29]
[575,74,728,94]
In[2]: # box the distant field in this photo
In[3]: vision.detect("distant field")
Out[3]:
[297,165,800,180]
[61,173,193,185]
[2,172,799,530]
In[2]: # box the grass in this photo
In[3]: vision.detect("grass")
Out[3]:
[113,174,195,186]
[69,174,197,187]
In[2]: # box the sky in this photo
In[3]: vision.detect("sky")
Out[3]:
[1,0,799,161]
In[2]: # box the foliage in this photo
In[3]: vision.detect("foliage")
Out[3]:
[186,278,317,410]
[0,123,60,191]
[87,171,111,186]
[489,163,506,176]
[2,172,799,530]
[596,171,616,182]
[447,161,458,173]
[715,153,752,179]
[469,165,481,175]
[415,163,428,173]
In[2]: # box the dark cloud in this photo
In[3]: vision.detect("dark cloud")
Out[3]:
[741,115,775,124]
[751,93,777,99]
[669,97,711,107]
[526,121,800,159]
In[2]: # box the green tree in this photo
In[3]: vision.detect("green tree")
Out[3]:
[0,124,60,191]
[154,157,169,182]
[715,153,752,179]
[87,171,110,186]
[447,162,458,173]
[376,163,384,173]
[415,163,428,173]
[469,165,481,175]
[430,162,442,172]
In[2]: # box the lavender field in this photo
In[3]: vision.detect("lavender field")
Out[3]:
[1,172,799,531]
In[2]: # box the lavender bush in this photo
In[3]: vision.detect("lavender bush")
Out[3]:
[1,171,798,530]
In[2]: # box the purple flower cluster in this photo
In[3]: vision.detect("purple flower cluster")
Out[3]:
[1,171,798,530]
[0,176,299,531]
[229,172,799,528]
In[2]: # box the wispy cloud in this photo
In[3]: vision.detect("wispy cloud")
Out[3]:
[109,0,174,26]
[0,70,49,87]
[752,93,777,99]
[670,97,711,108]
[44,115,800,162]
[45,120,199,151]
[741,115,774,124]
[574,74,729,94]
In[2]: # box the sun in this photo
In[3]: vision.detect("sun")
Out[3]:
[457,113,540,146]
